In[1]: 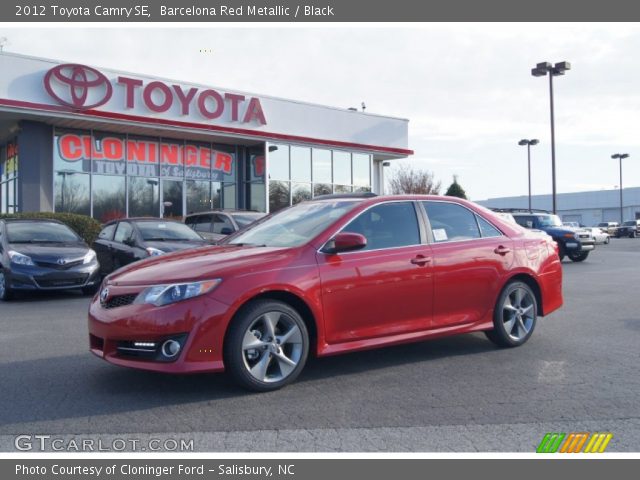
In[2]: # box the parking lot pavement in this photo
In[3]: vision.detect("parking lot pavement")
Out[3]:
[1,239,639,452]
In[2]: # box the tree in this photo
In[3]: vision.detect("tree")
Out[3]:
[445,175,467,199]
[388,163,441,195]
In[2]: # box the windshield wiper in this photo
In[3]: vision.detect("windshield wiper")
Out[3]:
[10,239,61,244]
[227,242,267,247]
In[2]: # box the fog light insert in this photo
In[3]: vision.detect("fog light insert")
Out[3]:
[161,339,181,358]
[133,342,156,348]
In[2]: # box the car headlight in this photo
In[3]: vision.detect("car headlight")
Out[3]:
[83,249,97,264]
[8,251,35,266]
[145,247,165,257]
[135,279,222,307]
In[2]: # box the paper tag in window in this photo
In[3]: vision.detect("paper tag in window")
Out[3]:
[157,224,167,229]
[433,228,448,241]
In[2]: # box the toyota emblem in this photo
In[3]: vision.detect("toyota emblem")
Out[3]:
[56,258,67,266]
[100,287,109,304]
[44,64,113,110]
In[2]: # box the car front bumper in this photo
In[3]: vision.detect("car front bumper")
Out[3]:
[88,285,230,374]
[6,262,101,291]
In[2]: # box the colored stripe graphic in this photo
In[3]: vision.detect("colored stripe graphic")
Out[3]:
[584,433,613,453]
[537,432,613,453]
[536,433,565,453]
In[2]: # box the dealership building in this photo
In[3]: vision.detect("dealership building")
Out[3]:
[479,187,640,226]
[0,52,411,222]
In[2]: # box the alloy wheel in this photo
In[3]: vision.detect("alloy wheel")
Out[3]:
[241,311,304,383]
[501,286,535,341]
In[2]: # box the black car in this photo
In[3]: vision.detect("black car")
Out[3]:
[615,220,640,238]
[184,210,266,243]
[0,219,101,300]
[92,218,209,276]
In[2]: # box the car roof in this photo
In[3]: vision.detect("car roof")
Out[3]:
[102,217,183,227]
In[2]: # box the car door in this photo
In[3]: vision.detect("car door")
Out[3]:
[422,201,514,329]
[93,223,117,276]
[111,221,139,271]
[317,201,434,344]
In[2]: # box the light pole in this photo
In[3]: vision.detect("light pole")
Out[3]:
[518,139,539,212]
[531,61,571,214]
[611,153,629,223]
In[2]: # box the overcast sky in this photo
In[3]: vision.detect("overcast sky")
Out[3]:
[2,24,639,201]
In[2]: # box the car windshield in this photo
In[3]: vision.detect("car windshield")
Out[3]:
[537,215,563,227]
[623,221,636,226]
[6,222,81,243]
[137,221,204,241]
[231,213,266,228]
[226,200,360,248]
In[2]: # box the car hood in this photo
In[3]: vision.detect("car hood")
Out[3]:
[107,245,293,286]
[7,243,89,261]
[143,240,209,252]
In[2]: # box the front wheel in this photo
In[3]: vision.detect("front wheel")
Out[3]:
[604,237,610,244]
[485,281,537,348]
[224,300,309,392]
[0,270,13,301]
[568,251,589,262]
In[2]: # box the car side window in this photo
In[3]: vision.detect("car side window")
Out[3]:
[342,202,420,251]
[98,224,116,240]
[190,215,213,233]
[212,214,234,234]
[476,215,503,238]
[423,201,481,242]
[114,222,134,243]
[513,216,534,229]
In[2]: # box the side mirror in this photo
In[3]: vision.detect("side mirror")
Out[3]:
[123,237,136,247]
[323,232,367,254]
[220,227,233,235]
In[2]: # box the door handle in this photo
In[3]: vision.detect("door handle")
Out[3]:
[494,246,511,255]
[410,255,432,266]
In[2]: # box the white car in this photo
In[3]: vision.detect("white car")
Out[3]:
[586,227,610,245]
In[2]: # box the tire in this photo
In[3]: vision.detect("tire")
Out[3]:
[484,281,537,348]
[568,251,589,262]
[0,270,13,301]
[224,300,309,392]
[605,237,610,244]
[557,244,566,261]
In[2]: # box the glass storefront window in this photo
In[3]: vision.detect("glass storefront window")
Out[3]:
[162,179,183,218]
[352,153,371,187]
[54,172,90,215]
[186,180,211,214]
[269,181,290,213]
[223,184,236,209]
[160,140,184,178]
[128,177,160,217]
[312,148,332,184]
[291,146,311,182]
[217,144,238,184]
[211,182,222,209]
[332,151,351,186]
[334,185,352,194]
[92,175,126,224]
[93,132,126,175]
[54,129,91,174]
[268,144,289,181]
[248,183,266,212]
[127,135,160,177]
[313,183,332,197]
[292,183,312,205]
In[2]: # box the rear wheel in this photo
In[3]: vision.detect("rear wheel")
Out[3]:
[568,251,589,262]
[0,270,13,301]
[485,281,537,348]
[224,300,309,392]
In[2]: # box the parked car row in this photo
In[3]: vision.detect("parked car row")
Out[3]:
[0,210,265,301]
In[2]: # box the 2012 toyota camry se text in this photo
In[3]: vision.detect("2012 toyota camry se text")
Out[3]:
[88,194,563,391]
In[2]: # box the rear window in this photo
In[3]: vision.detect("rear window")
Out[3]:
[136,221,204,241]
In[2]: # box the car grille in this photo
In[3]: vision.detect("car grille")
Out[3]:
[34,275,88,288]
[102,294,137,309]
[34,259,84,270]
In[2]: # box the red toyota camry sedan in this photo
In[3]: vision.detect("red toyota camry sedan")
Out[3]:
[88,194,563,391]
